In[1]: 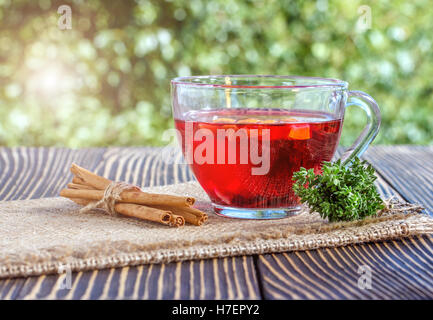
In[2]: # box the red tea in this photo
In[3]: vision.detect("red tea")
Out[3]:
[175,109,342,209]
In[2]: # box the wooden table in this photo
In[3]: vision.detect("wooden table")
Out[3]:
[0,146,432,300]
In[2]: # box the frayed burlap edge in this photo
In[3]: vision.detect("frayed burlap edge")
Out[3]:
[1,212,432,279]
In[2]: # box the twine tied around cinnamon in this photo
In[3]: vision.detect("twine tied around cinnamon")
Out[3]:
[60,163,206,227]
[79,181,141,216]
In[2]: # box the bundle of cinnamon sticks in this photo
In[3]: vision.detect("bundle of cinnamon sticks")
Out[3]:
[60,164,208,227]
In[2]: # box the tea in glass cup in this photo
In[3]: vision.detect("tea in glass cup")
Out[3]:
[171,76,380,219]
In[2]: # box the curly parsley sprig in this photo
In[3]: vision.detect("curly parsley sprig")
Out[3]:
[292,158,385,222]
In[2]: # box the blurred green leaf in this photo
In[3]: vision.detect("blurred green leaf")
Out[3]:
[0,0,432,147]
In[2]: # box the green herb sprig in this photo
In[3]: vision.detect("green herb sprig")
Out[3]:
[292,158,385,222]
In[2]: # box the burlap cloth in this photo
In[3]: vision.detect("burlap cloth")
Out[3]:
[1,181,432,279]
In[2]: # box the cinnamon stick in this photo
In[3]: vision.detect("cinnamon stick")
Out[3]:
[153,204,208,219]
[154,205,207,226]
[170,214,186,227]
[180,205,208,219]
[60,188,195,208]
[70,163,195,206]
[62,163,202,227]
[72,176,87,186]
[70,163,111,190]
[114,203,173,225]
[68,197,181,226]
[69,197,92,206]
[67,183,94,190]
[68,194,204,226]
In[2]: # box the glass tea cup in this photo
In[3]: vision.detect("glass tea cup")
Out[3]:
[171,75,380,219]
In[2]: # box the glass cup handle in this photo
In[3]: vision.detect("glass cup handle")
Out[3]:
[339,90,381,165]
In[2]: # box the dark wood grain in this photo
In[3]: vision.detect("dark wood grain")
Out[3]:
[0,146,432,300]
[362,146,433,213]
[257,235,433,300]
[12,257,260,300]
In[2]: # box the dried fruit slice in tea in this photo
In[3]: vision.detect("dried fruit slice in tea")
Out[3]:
[237,118,261,124]
[261,119,279,124]
[212,117,236,123]
[282,117,299,122]
[288,124,311,140]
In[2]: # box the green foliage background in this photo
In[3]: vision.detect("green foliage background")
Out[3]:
[0,0,432,147]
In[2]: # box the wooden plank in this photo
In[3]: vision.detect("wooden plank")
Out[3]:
[0,278,26,300]
[0,147,261,300]
[91,147,195,187]
[12,257,260,300]
[257,146,433,299]
[258,235,433,299]
[0,147,106,201]
[362,145,433,214]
